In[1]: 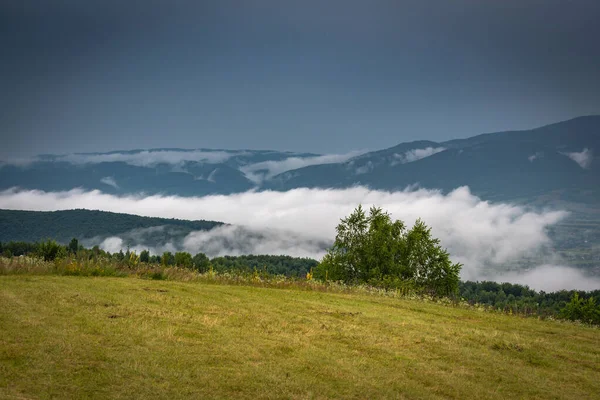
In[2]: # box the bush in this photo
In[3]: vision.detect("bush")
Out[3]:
[37,240,66,261]
[192,252,210,272]
[559,293,600,325]
[140,250,150,263]
[174,252,193,268]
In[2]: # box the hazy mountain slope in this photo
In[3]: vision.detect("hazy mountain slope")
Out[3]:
[0,149,320,196]
[0,116,598,205]
[268,116,600,204]
[442,115,600,150]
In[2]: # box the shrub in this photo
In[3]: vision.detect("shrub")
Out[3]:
[37,240,66,261]
[559,293,600,325]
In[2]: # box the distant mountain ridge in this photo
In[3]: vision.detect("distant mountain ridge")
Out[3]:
[266,116,600,205]
[0,115,599,205]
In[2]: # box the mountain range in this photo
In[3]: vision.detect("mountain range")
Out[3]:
[1,116,599,272]
[1,116,598,208]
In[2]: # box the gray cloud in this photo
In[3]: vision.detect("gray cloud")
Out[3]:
[0,186,597,290]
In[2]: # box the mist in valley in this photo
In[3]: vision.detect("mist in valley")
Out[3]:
[1,186,597,292]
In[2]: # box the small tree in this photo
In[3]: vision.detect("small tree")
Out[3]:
[560,293,600,325]
[37,240,67,261]
[162,251,175,267]
[403,219,461,296]
[68,238,79,254]
[140,250,150,263]
[192,252,210,272]
[114,250,125,261]
[174,252,193,268]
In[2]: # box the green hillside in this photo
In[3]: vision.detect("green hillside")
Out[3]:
[1,276,598,399]
[0,209,222,244]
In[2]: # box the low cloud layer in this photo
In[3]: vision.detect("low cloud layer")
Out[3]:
[61,150,238,167]
[564,148,593,169]
[393,147,446,165]
[240,151,363,184]
[2,150,242,168]
[1,186,598,291]
[183,225,329,258]
[488,265,600,292]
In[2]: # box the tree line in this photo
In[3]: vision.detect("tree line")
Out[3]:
[0,239,317,278]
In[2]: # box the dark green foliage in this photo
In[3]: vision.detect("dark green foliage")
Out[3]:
[174,252,193,268]
[36,240,66,261]
[161,252,175,266]
[315,205,461,296]
[140,250,150,263]
[559,293,600,324]
[149,255,161,264]
[1,241,38,257]
[192,252,210,272]
[210,255,318,277]
[0,209,222,244]
[68,238,79,254]
[459,280,600,324]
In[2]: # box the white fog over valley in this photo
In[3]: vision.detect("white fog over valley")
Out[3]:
[1,186,597,292]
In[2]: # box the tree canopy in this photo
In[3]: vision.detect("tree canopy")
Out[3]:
[315,205,461,296]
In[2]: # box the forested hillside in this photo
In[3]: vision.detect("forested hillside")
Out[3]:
[0,209,222,244]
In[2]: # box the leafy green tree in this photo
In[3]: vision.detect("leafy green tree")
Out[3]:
[192,252,210,272]
[315,205,461,296]
[139,250,150,263]
[403,219,461,296]
[162,251,175,266]
[174,252,193,268]
[560,293,600,324]
[37,240,66,261]
[68,238,79,254]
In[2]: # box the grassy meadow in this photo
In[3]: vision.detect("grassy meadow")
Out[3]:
[1,275,599,399]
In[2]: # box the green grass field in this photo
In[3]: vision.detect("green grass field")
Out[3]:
[1,276,599,399]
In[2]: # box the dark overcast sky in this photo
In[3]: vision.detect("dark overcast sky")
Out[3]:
[1,0,599,158]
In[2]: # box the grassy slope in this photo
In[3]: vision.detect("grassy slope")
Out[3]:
[1,277,599,400]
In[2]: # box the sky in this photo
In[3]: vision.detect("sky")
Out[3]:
[2,0,600,158]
